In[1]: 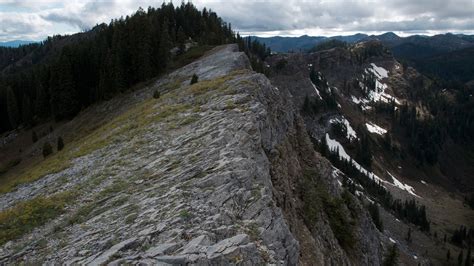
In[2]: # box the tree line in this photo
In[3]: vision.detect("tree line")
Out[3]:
[0,2,237,132]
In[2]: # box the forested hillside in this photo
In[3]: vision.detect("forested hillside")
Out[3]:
[0,3,237,132]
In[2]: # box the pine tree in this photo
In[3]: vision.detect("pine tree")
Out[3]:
[49,49,80,120]
[32,131,38,143]
[383,244,398,266]
[177,26,187,54]
[57,136,64,151]
[447,249,451,261]
[42,141,53,158]
[190,74,198,85]
[21,94,33,126]
[406,228,412,243]
[319,135,329,157]
[459,250,464,265]
[368,202,383,231]
[34,81,49,118]
[158,18,172,70]
[466,246,471,266]
[6,86,20,129]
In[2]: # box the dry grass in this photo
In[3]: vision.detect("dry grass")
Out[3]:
[0,191,75,245]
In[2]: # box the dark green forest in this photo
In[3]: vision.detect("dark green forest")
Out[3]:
[0,2,269,133]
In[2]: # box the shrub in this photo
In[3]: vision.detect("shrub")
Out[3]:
[190,74,199,85]
[32,131,38,143]
[153,90,161,99]
[42,141,53,158]
[57,137,64,151]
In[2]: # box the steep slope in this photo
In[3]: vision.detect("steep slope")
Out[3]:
[265,41,474,264]
[0,44,386,264]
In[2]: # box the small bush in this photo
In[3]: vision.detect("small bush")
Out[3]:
[57,137,64,151]
[32,131,38,143]
[153,90,161,99]
[190,74,199,85]
[42,141,53,158]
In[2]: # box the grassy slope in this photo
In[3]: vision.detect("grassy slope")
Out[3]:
[0,45,214,194]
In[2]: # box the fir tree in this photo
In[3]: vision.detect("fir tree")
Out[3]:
[21,94,33,126]
[6,86,20,129]
[49,49,80,120]
[57,136,64,151]
[406,227,412,243]
[466,246,471,266]
[190,74,199,85]
[32,131,38,143]
[42,141,53,158]
[368,202,383,231]
[383,244,398,266]
[34,82,49,118]
[177,26,187,54]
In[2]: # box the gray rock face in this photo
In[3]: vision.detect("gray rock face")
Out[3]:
[0,44,382,265]
[0,45,298,265]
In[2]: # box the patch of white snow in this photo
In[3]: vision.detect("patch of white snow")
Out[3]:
[387,171,420,198]
[366,122,387,135]
[311,82,323,99]
[329,117,358,141]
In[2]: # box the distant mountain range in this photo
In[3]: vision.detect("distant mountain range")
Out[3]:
[253,32,474,82]
[252,32,474,53]
[0,40,37,48]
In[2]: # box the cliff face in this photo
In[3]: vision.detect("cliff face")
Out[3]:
[0,44,381,265]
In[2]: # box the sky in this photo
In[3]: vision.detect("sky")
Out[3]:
[0,0,473,42]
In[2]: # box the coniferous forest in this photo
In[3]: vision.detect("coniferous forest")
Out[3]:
[0,3,246,133]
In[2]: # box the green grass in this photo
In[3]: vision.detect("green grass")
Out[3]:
[0,192,75,245]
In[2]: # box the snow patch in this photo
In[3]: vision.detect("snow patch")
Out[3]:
[325,134,387,186]
[329,117,358,140]
[389,237,397,244]
[368,63,388,79]
[311,82,323,99]
[326,134,421,198]
[421,180,427,185]
[366,122,387,135]
[387,171,420,198]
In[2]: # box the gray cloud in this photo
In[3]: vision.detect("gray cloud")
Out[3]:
[0,0,473,41]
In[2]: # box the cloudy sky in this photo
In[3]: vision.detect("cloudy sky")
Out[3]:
[0,0,473,41]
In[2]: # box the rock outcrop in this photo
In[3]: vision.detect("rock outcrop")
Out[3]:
[0,44,382,265]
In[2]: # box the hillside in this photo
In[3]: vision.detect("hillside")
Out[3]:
[0,4,473,265]
[0,44,387,265]
[265,41,474,264]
